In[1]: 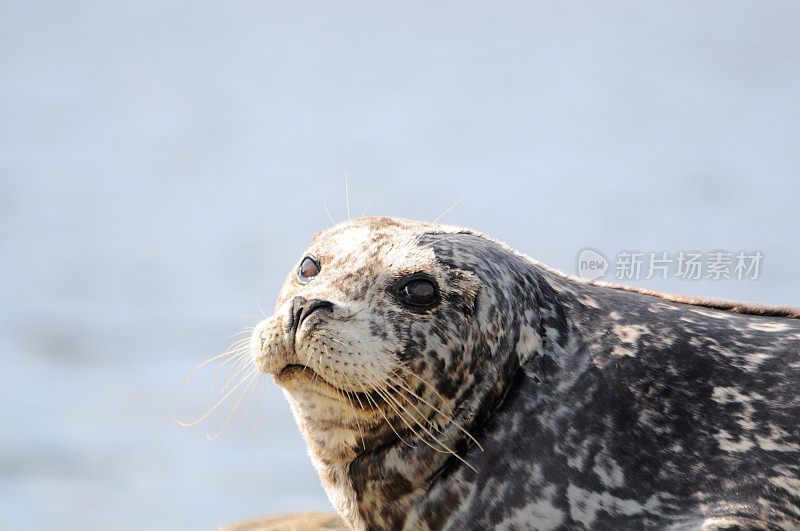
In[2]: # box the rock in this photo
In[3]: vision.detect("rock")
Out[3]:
[219,512,346,530]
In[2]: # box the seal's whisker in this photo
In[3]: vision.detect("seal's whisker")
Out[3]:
[376,386,454,456]
[226,337,252,349]
[369,385,426,449]
[255,374,265,426]
[342,306,367,320]
[417,234,463,251]
[352,374,414,448]
[334,363,447,453]
[315,345,327,385]
[256,299,267,319]
[387,373,484,452]
[244,372,262,441]
[339,371,366,450]
[184,337,249,383]
[409,232,461,252]
[385,386,478,473]
[342,372,368,413]
[207,370,258,440]
[216,341,251,368]
[221,340,251,356]
[368,382,444,448]
[328,337,347,347]
[387,383,445,435]
[360,201,372,218]
[380,386,447,449]
[219,355,253,392]
[217,352,250,388]
[300,343,325,384]
[212,351,248,388]
[345,171,351,221]
[244,400,254,441]
[432,197,463,223]
[397,364,451,408]
[300,347,317,379]
[409,231,427,249]
[322,199,335,225]
[347,391,366,450]
[229,327,255,338]
[185,351,232,383]
[175,370,253,427]
[223,337,251,348]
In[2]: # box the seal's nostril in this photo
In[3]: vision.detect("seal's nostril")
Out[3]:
[288,297,332,335]
[298,299,333,329]
[288,296,307,335]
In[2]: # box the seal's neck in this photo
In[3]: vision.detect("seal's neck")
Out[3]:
[296,423,456,529]
[344,426,468,529]
[323,271,577,530]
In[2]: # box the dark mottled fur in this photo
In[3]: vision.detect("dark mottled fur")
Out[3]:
[251,217,800,530]
[589,282,800,320]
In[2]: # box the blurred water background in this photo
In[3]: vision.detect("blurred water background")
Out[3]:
[2,1,799,529]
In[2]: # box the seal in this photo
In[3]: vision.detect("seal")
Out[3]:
[249,216,800,530]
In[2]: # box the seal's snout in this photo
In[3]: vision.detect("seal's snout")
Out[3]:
[249,311,295,374]
[288,296,333,335]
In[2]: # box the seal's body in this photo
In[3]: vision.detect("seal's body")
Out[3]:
[250,217,800,530]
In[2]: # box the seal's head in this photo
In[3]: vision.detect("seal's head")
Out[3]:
[249,216,551,526]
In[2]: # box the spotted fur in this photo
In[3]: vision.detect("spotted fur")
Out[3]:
[249,216,800,530]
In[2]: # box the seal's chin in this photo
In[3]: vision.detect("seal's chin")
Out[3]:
[274,363,352,396]
[274,364,379,410]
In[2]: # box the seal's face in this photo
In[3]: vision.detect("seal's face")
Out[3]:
[250,217,485,462]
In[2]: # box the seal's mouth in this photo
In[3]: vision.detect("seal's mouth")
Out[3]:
[276,363,319,381]
[275,364,382,408]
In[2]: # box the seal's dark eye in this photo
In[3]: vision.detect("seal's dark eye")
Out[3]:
[297,256,320,284]
[394,276,439,310]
